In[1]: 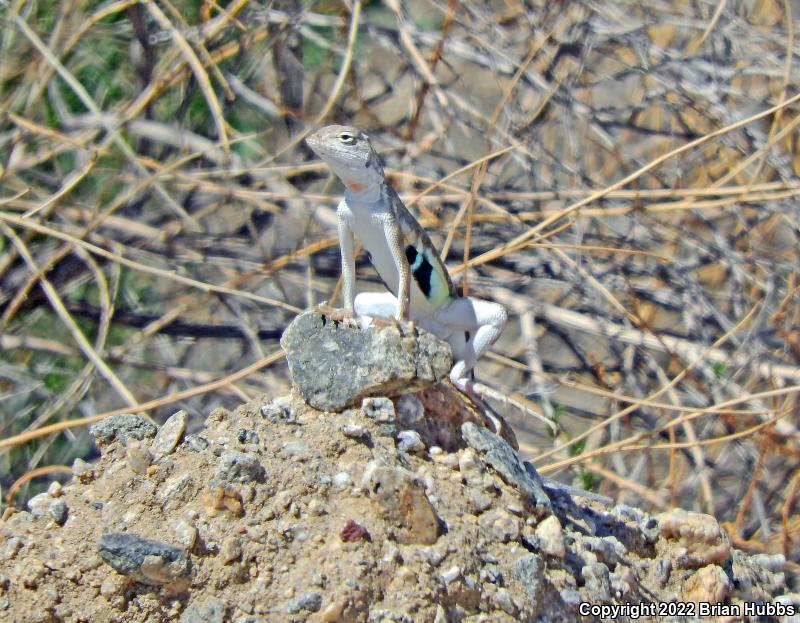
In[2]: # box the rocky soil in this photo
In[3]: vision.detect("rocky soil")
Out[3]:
[0,311,796,622]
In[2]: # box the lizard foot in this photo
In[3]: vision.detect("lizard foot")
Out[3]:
[369,315,416,337]
[315,304,361,329]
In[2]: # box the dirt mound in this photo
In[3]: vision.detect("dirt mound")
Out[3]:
[0,386,794,622]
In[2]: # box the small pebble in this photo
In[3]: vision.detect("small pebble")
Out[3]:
[220,537,242,564]
[260,397,296,422]
[49,499,68,526]
[125,440,152,475]
[536,515,566,558]
[285,591,322,614]
[396,430,424,453]
[28,493,52,518]
[151,410,188,461]
[431,452,459,468]
[440,566,461,584]
[71,458,95,483]
[237,429,259,445]
[185,434,209,452]
[90,414,156,446]
[321,601,345,622]
[361,397,396,422]
[341,424,367,439]
[273,490,293,512]
[308,499,327,516]
[179,597,225,623]
[466,490,493,514]
[340,519,369,542]
[215,451,265,483]
[332,472,352,491]
[480,565,503,584]
[493,588,516,615]
[172,519,198,549]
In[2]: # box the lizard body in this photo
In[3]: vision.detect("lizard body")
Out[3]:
[306,125,508,398]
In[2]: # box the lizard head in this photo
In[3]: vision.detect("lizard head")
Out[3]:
[306,125,385,194]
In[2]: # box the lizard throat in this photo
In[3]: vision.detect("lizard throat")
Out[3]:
[344,180,367,192]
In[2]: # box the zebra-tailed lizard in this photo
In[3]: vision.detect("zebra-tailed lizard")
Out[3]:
[306,125,555,434]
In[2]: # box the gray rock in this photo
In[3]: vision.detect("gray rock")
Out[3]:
[180,597,225,623]
[285,590,322,614]
[480,565,503,584]
[362,396,396,422]
[396,430,424,453]
[513,553,544,594]
[90,414,156,446]
[559,589,582,606]
[581,535,624,566]
[341,423,368,439]
[49,499,68,526]
[280,309,452,411]
[97,532,189,585]
[28,493,68,526]
[215,450,265,483]
[236,428,259,445]
[513,553,553,616]
[27,493,52,518]
[461,422,550,511]
[260,397,296,423]
[582,563,611,602]
[151,410,188,461]
[185,434,209,452]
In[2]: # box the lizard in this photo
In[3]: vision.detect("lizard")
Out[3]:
[306,125,554,433]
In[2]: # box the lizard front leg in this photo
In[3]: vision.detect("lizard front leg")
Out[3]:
[383,216,410,321]
[337,203,357,314]
[320,202,361,328]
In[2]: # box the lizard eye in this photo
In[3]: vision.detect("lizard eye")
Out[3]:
[338,132,356,145]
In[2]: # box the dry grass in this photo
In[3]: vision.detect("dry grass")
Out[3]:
[0,0,798,566]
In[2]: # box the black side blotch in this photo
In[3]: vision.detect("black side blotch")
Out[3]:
[413,256,433,298]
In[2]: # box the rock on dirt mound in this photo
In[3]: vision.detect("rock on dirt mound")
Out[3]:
[0,313,795,622]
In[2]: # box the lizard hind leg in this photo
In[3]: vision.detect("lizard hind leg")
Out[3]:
[444,297,557,435]
[353,291,399,330]
[440,296,508,382]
